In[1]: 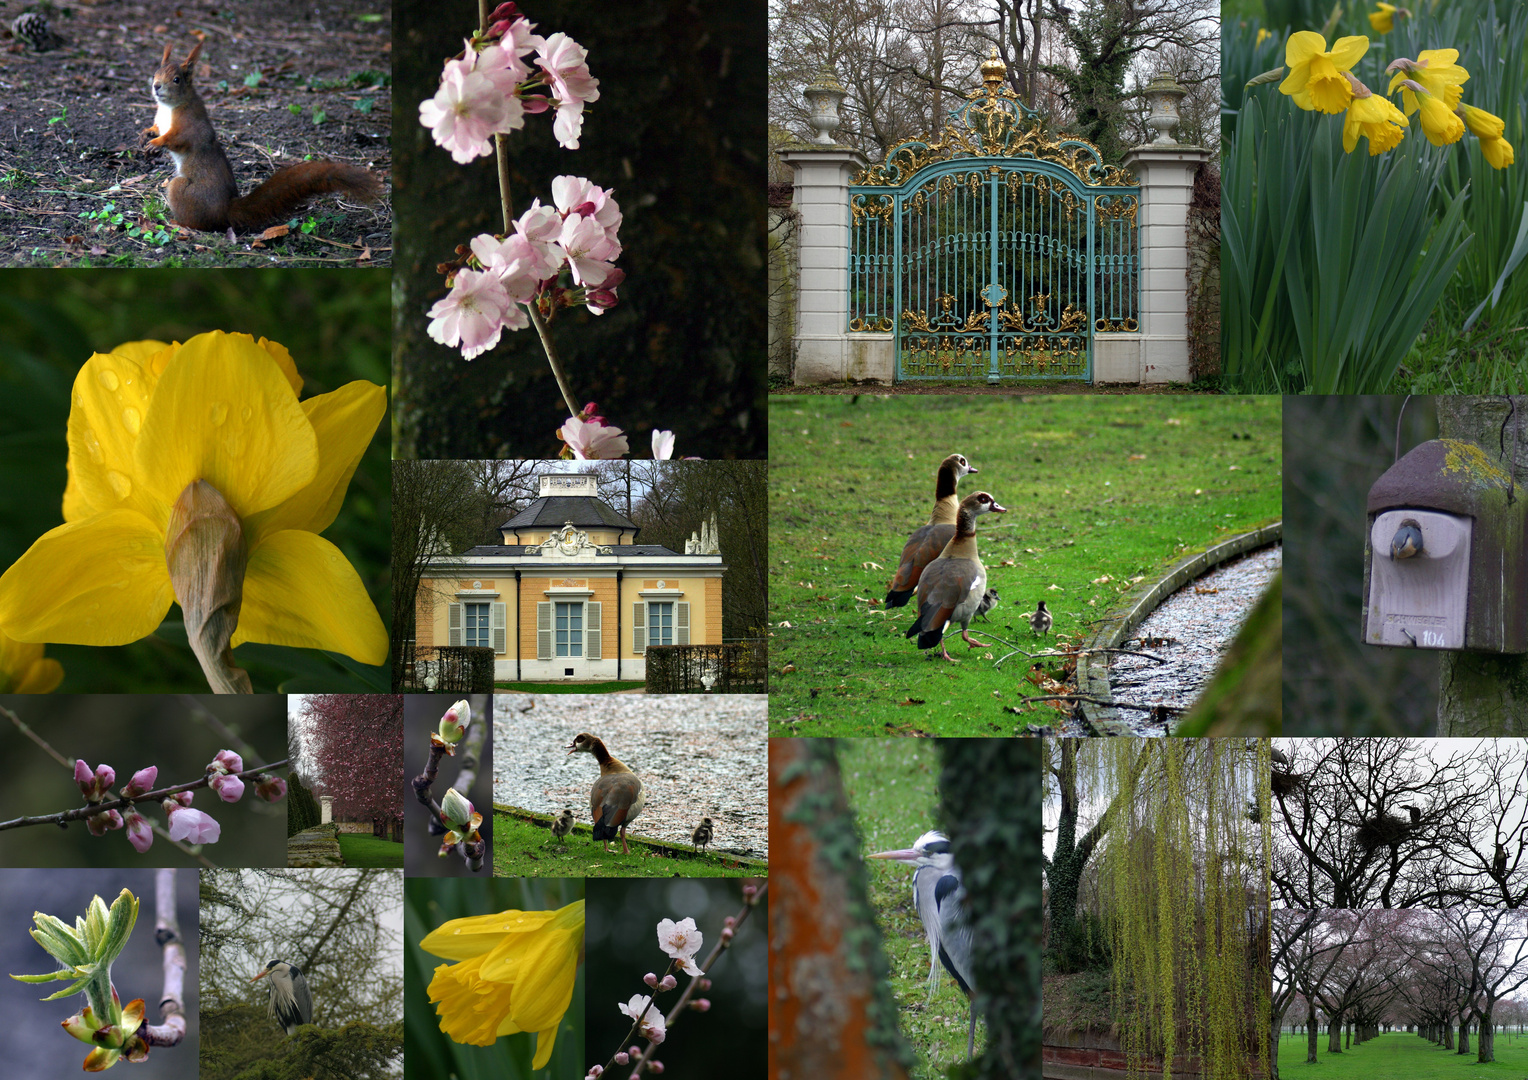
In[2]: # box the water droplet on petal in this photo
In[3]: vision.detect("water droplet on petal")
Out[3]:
[84,430,104,464]
[121,407,141,434]
[223,434,244,458]
[106,470,132,499]
[96,367,120,391]
[208,402,229,426]
[240,405,254,422]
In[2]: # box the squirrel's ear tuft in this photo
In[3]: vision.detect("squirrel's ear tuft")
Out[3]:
[161,42,173,65]
[185,40,203,66]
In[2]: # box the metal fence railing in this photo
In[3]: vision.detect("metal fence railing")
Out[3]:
[645,640,767,694]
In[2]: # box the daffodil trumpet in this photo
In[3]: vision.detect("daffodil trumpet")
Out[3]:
[0,332,389,693]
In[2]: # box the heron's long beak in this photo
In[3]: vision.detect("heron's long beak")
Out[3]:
[250,969,270,982]
[867,848,921,863]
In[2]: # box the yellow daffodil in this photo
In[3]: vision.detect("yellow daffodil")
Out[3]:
[1400,82,1466,145]
[0,332,388,670]
[1344,91,1409,155]
[1460,105,1515,168]
[1280,31,1370,114]
[1369,3,1409,34]
[1255,28,1273,48]
[1388,49,1470,114]
[0,630,62,692]
[1480,135,1516,168]
[421,898,584,1067]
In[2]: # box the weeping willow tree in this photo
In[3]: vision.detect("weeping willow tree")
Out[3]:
[1081,739,1271,1080]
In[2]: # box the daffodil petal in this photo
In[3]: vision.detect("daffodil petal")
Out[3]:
[531,1023,560,1070]
[1328,35,1370,69]
[0,632,62,693]
[250,336,304,398]
[245,379,386,543]
[64,351,161,523]
[420,908,562,960]
[1285,30,1327,66]
[108,340,173,367]
[14,657,64,693]
[0,512,173,645]
[135,331,318,521]
[233,530,387,664]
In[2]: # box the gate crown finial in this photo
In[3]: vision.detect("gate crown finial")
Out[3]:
[980,46,1007,89]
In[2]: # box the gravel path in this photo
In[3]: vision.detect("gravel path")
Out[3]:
[1099,543,1283,736]
[493,694,769,859]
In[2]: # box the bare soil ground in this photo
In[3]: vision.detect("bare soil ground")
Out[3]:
[0,0,391,266]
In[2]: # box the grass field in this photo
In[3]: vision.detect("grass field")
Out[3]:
[492,681,646,693]
[489,811,761,878]
[768,394,1282,735]
[840,739,983,1076]
[1278,1030,1528,1075]
[337,833,404,867]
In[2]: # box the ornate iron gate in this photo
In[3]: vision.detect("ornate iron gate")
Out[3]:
[848,54,1139,382]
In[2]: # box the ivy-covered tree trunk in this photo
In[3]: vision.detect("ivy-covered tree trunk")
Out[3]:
[768,739,913,1080]
[1436,396,1528,733]
[939,738,1043,1080]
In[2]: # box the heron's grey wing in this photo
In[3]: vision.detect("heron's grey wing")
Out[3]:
[294,970,313,1027]
[932,869,975,996]
[912,864,944,996]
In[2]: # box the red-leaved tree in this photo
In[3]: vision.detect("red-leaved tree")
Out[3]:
[299,695,405,840]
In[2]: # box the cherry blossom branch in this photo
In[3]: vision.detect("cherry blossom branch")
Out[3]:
[411,701,486,871]
[591,881,767,1078]
[4,705,74,769]
[529,303,580,417]
[138,868,186,1049]
[0,760,289,831]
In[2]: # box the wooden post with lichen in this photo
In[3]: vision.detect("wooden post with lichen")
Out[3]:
[1436,396,1528,733]
[768,738,913,1080]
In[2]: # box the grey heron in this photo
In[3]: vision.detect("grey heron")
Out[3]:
[251,959,312,1036]
[868,830,979,1059]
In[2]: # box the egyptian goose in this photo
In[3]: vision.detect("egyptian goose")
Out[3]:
[906,491,1007,661]
[546,807,574,847]
[692,816,713,855]
[885,454,978,608]
[1029,600,1052,636]
[568,733,646,854]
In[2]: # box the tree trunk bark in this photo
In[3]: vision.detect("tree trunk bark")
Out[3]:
[1479,1014,1495,1063]
[768,739,913,1080]
[1458,1018,1470,1054]
[1327,1016,1342,1054]
[1435,396,1528,733]
[1307,1004,1319,1063]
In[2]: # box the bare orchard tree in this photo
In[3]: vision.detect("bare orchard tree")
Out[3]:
[1272,739,1495,910]
[1415,908,1528,1063]
[1272,910,1374,1075]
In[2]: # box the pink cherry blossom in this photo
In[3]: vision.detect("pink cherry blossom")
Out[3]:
[656,917,705,976]
[512,202,567,278]
[87,809,123,837]
[560,416,630,459]
[428,268,514,360]
[166,807,221,845]
[213,749,243,775]
[652,430,675,460]
[551,176,622,244]
[617,995,666,1044]
[210,773,245,803]
[477,39,532,93]
[125,811,153,854]
[121,766,158,798]
[254,774,288,802]
[420,63,514,163]
[584,267,624,314]
[536,33,600,149]
[558,215,619,287]
[469,233,545,312]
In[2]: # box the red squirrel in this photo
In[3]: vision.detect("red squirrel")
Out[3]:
[143,41,382,233]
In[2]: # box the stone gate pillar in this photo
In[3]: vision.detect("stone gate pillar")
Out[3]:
[1118,75,1209,384]
[320,795,333,825]
[778,71,887,385]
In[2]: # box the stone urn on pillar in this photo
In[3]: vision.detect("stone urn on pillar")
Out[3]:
[1142,72,1189,145]
[803,67,848,145]
[320,795,333,825]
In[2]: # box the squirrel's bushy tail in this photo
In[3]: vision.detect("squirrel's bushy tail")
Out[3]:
[227,161,381,230]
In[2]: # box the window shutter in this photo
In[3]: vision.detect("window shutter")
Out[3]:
[537,602,552,660]
[632,602,646,654]
[448,603,462,646]
[587,602,602,659]
[492,603,507,654]
[677,602,690,645]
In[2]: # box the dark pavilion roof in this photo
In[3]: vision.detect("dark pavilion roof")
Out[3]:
[462,544,683,557]
[500,495,638,532]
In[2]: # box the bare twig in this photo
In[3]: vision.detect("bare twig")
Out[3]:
[992,646,1166,669]
[177,695,265,764]
[3,705,74,769]
[1017,694,1177,716]
[529,304,581,418]
[411,716,487,872]
[139,868,187,1048]
[0,759,290,832]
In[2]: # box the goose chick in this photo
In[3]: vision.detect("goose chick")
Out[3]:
[568,733,645,855]
[546,807,574,848]
[886,454,978,608]
[974,587,999,622]
[692,816,714,855]
[1029,600,1052,636]
[906,491,1007,662]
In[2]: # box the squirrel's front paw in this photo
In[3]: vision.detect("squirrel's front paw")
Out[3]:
[138,127,162,153]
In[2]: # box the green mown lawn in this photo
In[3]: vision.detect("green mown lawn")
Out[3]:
[1278,1030,1528,1075]
[490,811,763,877]
[337,833,404,867]
[768,394,1282,735]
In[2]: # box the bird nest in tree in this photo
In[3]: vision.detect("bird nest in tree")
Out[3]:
[1356,814,1412,851]
[1270,769,1305,797]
